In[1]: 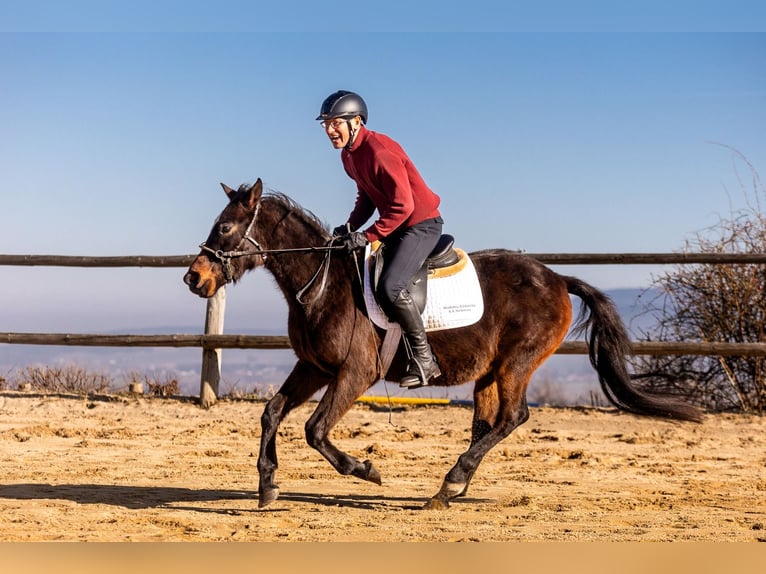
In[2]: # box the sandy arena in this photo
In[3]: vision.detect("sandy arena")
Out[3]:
[0,391,764,542]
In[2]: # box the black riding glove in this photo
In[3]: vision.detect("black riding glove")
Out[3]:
[332,223,354,237]
[341,231,368,252]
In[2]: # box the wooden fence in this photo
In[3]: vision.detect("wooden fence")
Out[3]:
[2,252,766,407]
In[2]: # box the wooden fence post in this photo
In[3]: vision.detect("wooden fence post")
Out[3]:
[199,287,226,408]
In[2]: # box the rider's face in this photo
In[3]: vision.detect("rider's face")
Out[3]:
[322,116,361,149]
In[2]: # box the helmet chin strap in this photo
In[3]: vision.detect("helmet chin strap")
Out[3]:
[344,119,359,151]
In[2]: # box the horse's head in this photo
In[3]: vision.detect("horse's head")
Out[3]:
[184,179,266,298]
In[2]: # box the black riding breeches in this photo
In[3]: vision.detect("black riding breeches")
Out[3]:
[376,216,443,311]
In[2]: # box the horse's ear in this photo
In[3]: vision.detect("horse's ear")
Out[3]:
[246,178,264,209]
[220,183,236,198]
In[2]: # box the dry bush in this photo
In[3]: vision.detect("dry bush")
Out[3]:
[631,147,765,414]
[8,367,184,398]
[125,371,180,397]
[146,376,179,397]
[14,365,112,394]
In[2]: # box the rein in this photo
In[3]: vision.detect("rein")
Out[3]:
[198,199,345,305]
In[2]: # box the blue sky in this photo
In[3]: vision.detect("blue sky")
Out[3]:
[1,8,765,333]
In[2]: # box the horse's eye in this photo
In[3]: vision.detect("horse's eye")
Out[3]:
[219,223,234,235]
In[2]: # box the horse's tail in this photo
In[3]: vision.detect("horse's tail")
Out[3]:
[564,276,702,422]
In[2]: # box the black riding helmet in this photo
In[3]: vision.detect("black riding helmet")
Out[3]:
[316,90,368,124]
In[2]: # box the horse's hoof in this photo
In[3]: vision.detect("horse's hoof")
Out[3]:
[258,486,280,508]
[423,497,450,510]
[363,459,382,485]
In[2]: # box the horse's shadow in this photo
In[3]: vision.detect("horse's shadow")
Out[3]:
[0,483,487,513]
[0,483,250,511]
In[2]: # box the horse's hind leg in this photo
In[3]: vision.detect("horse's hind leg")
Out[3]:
[258,360,331,508]
[425,368,532,510]
[456,375,500,498]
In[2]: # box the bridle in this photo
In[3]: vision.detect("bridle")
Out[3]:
[197,198,345,305]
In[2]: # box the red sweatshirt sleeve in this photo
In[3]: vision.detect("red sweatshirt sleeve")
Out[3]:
[347,187,376,232]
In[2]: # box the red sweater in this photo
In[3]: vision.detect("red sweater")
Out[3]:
[341,125,441,242]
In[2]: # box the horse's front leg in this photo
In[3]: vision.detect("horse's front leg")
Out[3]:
[304,365,382,486]
[258,360,330,508]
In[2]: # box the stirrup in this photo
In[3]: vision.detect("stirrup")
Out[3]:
[399,377,428,390]
[399,358,441,389]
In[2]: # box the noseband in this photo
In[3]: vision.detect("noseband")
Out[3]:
[198,201,267,283]
[198,199,344,304]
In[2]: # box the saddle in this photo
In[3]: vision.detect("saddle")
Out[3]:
[370,234,461,314]
[364,235,483,379]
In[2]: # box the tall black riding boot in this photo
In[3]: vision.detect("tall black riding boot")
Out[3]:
[389,290,442,389]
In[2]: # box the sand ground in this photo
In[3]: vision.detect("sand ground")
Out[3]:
[0,391,764,542]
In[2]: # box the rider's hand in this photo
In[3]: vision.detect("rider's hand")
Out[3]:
[341,231,368,252]
[332,224,350,238]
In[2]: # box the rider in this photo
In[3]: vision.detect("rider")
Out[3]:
[317,90,444,389]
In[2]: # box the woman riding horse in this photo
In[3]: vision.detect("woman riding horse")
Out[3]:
[318,90,443,390]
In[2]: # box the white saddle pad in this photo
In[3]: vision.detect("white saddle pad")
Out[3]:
[362,243,484,332]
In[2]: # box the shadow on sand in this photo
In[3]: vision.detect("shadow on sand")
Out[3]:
[0,482,491,512]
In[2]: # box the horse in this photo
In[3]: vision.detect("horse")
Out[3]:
[183,179,702,510]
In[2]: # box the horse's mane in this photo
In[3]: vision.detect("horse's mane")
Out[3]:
[238,183,329,237]
[266,191,329,238]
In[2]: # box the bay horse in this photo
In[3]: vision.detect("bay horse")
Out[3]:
[183,179,702,510]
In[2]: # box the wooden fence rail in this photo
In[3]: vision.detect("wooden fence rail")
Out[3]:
[4,252,766,267]
[2,251,765,406]
[4,333,766,356]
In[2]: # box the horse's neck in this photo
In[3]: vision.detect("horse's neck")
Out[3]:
[263,201,323,246]
[259,201,360,339]
[260,203,327,297]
